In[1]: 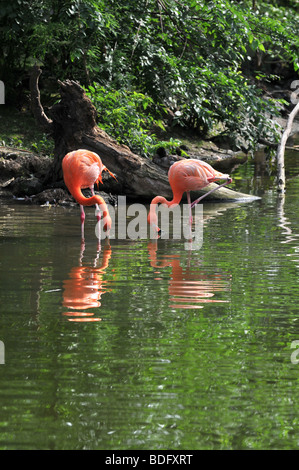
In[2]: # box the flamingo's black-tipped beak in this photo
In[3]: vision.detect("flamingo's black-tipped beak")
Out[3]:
[150,223,160,233]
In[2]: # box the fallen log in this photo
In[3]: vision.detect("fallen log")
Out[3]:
[30,66,259,202]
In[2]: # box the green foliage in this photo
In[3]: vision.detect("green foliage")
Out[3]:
[86,83,181,157]
[1,0,298,153]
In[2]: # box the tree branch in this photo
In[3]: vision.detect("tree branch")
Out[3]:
[29,65,53,133]
[259,137,299,152]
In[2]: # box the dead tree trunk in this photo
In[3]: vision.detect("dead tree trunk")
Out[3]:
[276,100,299,193]
[30,66,258,202]
[30,65,173,199]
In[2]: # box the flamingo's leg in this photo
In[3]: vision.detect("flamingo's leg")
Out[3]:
[191,179,232,208]
[80,205,85,240]
[90,186,101,223]
[186,191,192,226]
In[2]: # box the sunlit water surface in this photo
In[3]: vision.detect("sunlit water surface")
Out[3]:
[1,147,299,450]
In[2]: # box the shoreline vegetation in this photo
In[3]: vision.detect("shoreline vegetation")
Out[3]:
[0,102,298,205]
[0,1,298,204]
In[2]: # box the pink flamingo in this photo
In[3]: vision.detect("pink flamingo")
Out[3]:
[62,149,116,239]
[148,158,232,231]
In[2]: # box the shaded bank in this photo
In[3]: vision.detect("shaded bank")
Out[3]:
[4,69,299,205]
[27,66,259,204]
[0,143,259,206]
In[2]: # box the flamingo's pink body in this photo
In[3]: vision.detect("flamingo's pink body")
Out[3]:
[62,149,115,238]
[148,158,232,230]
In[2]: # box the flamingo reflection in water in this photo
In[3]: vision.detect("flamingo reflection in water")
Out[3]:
[148,241,231,309]
[62,241,112,322]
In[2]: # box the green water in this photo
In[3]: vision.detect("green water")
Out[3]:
[1,152,299,450]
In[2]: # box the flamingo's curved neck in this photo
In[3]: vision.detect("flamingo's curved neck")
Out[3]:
[70,186,109,215]
[148,192,183,230]
[151,192,183,208]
